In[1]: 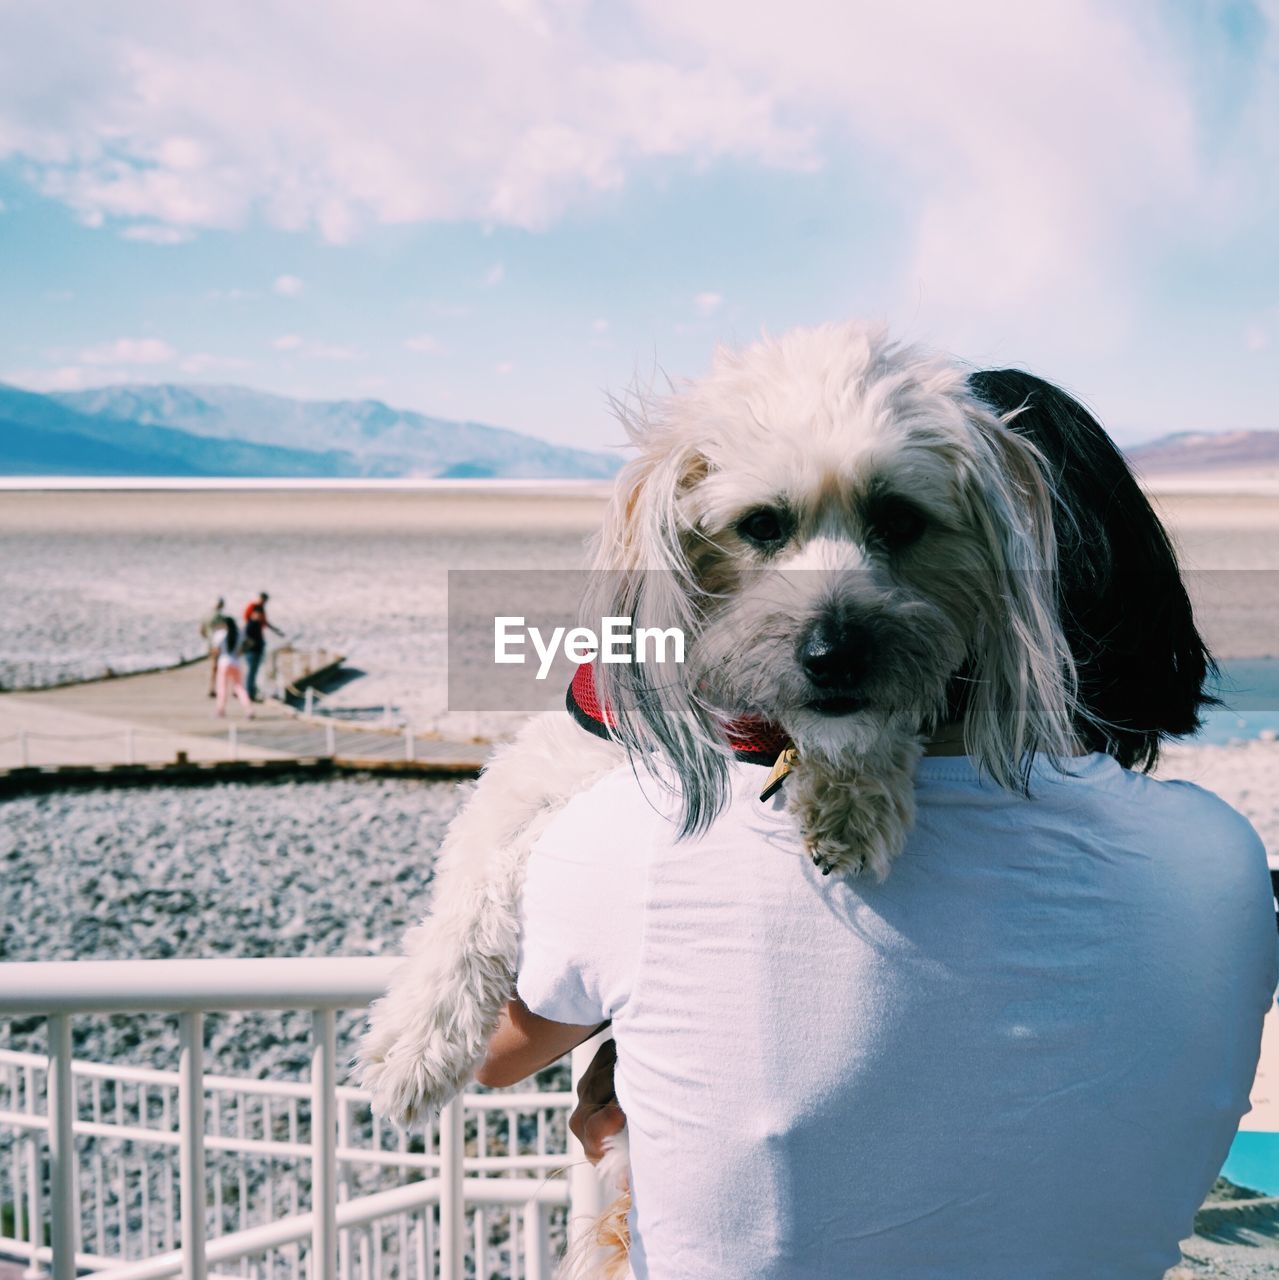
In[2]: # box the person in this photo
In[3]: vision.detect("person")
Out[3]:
[477,371,1279,1279]
[212,613,254,720]
[199,597,230,698]
[242,591,284,702]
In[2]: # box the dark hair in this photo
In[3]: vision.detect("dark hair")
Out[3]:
[967,369,1217,771]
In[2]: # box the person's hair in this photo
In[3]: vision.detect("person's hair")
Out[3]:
[967,368,1217,771]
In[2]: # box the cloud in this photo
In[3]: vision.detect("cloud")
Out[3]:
[79,337,176,365]
[121,223,193,244]
[495,360,514,376]
[0,2,811,243]
[404,333,442,354]
[692,291,723,316]
[648,4,1195,309]
[272,273,304,297]
[178,352,251,374]
[271,333,358,360]
[591,317,609,334]
[483,263,505,288]
[1244,325,1270,352]
[5,365,101,391]
[0,0,1272,349]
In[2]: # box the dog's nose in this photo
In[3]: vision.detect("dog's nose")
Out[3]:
[799,616,871,690]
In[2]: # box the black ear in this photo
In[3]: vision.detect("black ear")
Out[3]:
[968,368,1217,769]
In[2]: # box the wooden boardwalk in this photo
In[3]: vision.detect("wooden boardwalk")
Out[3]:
[0,657,491,789]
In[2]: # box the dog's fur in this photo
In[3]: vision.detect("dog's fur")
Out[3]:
[358,326,1078,1267]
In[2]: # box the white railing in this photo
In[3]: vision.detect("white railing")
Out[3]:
[0,958,606,1280]
[0,725,274,768]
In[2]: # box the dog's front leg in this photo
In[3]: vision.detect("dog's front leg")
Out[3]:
[788,727,923,880]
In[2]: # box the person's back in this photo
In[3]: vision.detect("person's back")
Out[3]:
[214,616,240,661]
[518,754,1277,1280]
[243,608,265,652]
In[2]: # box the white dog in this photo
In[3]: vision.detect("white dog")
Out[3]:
[358,323,1078,1255]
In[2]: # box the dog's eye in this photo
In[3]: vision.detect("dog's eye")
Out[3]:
[737,507,789,548]
[867,498,927,550]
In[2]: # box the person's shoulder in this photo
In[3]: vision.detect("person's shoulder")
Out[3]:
[530,764,670,870]
[1084,753,1268,872]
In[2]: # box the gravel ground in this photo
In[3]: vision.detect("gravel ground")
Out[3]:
[0,775,468,1077]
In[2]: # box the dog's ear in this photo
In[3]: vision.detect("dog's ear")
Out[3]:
[591,438,708,574]
[587,427,730,836]
[960,408,1078,791]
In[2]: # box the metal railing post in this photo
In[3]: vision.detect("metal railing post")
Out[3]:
[324,721,336,757]
[22,1062,44,1280]
[523,1202,551,1280]
[305,687,315,717]
[438,1098,464,1280]
[403,727,414,763]
[47,1014,77,1280]
[311,1010,338,1280]
[178,1012,207,1280]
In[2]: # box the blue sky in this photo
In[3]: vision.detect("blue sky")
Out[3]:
[0,0,1275,450]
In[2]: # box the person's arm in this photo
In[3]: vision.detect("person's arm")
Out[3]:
[569,1037,626,1162]
[473,995,606,1088]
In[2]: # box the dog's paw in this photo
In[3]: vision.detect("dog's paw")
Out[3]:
[805,823,898,880]
[791,736,920,881]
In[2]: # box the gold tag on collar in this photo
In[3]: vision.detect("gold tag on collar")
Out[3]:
[759,747,798,802]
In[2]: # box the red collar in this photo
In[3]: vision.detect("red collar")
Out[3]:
[567,662,789,766]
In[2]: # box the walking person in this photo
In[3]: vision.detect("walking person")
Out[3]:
[242,591,284,702]
[213,615,254,719]
[199,597,230,698]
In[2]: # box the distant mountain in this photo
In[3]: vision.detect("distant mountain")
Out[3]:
[1126,429,1279,475]
[51,384,620,479]
[0,383,363,477]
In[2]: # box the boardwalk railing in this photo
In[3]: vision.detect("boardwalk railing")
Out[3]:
[0,724,273,768]
[0,958,605,1280]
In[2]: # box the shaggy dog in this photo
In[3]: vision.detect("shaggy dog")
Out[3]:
[358,324,1078,1250]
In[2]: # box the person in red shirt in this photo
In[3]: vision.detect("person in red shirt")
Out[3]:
[242,591,284,701]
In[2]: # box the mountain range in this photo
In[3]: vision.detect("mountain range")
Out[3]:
[1,379,1274,479]
[1124,429,1279,475]
[0,382,621,479]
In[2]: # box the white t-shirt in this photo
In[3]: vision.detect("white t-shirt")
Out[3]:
[517,752,1278,1280]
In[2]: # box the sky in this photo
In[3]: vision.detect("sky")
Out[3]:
[0,0,1276,451]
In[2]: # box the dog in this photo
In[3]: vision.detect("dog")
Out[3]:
[358,322,1078,1267]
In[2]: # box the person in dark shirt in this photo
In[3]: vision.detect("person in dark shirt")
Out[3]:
[242,591,284,702]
